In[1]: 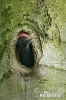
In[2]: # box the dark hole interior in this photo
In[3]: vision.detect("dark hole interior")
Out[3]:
[15,30,34,68]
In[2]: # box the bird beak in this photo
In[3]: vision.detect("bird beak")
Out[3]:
[26,34,36,40]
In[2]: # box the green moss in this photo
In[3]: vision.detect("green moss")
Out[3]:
[45,0,66,26]
[0,0,66,99]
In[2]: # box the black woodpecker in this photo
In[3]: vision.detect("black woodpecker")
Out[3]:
[16,31,34,67]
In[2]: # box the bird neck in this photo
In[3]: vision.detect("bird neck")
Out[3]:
[26,44,30,50]
[20,43,30,53]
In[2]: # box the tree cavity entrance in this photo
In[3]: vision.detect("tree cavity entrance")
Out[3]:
[15,30,35,68]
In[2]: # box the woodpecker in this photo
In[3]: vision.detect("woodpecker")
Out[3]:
[16,31,34,67]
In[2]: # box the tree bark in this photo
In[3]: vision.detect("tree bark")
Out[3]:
[0,0,66,100]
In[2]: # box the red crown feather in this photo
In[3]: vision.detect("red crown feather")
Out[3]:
[18,33,28,38]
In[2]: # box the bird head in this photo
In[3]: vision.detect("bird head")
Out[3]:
[17,32,35,48]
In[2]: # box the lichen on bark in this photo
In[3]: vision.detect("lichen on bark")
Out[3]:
[0,0,66,100]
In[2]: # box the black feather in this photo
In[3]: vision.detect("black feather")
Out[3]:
[16,36,34,67]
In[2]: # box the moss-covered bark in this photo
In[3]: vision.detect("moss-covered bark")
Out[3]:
[0,0,66,100]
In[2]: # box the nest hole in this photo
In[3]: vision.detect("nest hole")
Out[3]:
[15,30,35,68]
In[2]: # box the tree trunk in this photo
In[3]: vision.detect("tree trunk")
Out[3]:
[0,0,66,100]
